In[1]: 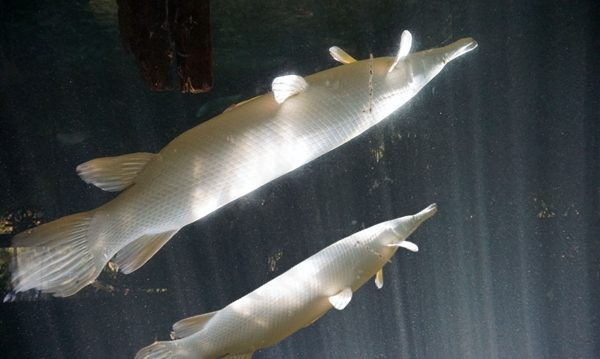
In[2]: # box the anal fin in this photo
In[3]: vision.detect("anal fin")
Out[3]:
[375,269,384,289]
[171,310,218,339]
[328,287,352,310]
[77,152,156,192]
[114,230,178,274]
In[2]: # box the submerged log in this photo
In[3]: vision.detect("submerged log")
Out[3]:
[174,0,212,93]
[117,0,212,93]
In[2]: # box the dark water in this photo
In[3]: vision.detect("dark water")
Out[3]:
[0,1,598,358]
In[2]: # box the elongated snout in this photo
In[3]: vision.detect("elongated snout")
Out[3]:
[439,38,478,64]
[390,203,437,240]
[413,203,438,222]
[399,37,477,95]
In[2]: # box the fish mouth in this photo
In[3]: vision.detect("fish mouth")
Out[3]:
[441,38,478,64]
[389,203,438,239]
[413,203,438,222]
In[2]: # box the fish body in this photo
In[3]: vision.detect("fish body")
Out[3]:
[136,204,437,359]
[11,32,476,296]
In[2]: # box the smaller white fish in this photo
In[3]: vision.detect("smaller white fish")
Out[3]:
[136,204,437,359]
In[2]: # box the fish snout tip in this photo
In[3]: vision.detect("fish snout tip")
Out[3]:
[415,203,438,221]
[443,37,478,64]
[462,38,478,54]
[425,202,438,214]
[389,203,437,240]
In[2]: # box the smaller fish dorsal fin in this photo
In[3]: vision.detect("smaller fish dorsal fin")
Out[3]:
[272,75,308,104]
[375,269,384,289]
[76,152,156,192]
[114,230,178,274]
[171,310,218,339]
[329,287,353,310]
[388,30,413,73]
[329,46,357,64]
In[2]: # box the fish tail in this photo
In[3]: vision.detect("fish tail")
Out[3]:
[10,210,106,297]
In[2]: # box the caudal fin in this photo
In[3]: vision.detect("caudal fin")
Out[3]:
[135,341,178,359]
[11,211,106,297]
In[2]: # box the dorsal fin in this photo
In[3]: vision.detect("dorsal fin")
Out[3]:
[114,230,178,274]
[76,152,156,192]
[388,30,413,73]
[329,46,357,64]
[171,310,218,339]
[272,75,308,104]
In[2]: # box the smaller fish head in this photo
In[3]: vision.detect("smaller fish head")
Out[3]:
[363,226,403,261]
[370,226,402,248]
[388,203,438,245]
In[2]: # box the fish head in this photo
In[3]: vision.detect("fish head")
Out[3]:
[372,36,477,119]
[402,37,478,84]
[383,203,438,250]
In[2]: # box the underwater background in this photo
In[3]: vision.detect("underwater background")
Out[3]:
[0,0,598,358]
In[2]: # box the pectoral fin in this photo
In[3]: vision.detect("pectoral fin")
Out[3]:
[375,269,384,289]
[76,152,156,192]
[329,287,352,310]
[329,46,357,64]
[272,75,308,104]
[171,310,218,339]
[114,230,178,274]
[387,241,419,252]
[388,30,413,72]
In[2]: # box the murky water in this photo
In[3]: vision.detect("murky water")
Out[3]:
[0,1,597,358]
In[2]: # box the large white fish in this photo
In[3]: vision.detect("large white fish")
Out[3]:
[11,31,476,296]
[136,204,437,359]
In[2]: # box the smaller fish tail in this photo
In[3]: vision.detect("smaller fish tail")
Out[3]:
[135,341,179,359]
